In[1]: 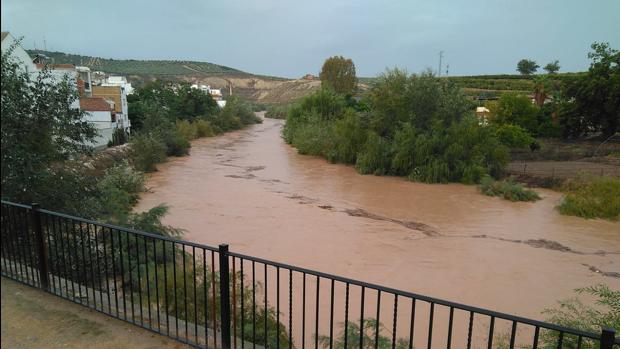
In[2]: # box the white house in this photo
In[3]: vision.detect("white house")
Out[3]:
[1,32,37,73]
[101,75,134,95]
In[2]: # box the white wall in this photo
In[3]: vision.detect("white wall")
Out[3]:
[1,33,36,73]
[84,110,115,149]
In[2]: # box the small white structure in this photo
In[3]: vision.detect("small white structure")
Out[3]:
[191,83,224,101]
[80,98,117,149]
[101,75,134,95]
[1,32,37,73]
[217,100,227,108]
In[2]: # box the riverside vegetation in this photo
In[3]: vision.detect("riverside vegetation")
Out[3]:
[1,46,283,347]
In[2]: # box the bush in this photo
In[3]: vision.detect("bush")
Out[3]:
[558,176,620,220]
[215,96,262,131]
[265,105,290,119]
[129,133,167,172]
[327,110,368,163]
[542,284,620,348]
[163,129,191,156]
[176,120,198,141]
[488,92,540,134]
[98,162,146,219]
[195,119,214,137]
[479,175,541,201]
[355,132,392,175]
[494,124,535,149]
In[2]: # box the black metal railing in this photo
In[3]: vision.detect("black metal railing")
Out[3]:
[1,201,618,349]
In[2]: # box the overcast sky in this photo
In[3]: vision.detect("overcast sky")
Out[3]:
[2,0,619,78]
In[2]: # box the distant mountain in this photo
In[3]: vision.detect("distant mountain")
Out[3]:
[26,49,250,76]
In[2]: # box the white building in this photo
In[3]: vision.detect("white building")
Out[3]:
[191,83,224,102]
[101,75,134,95]
[1,32,37,73]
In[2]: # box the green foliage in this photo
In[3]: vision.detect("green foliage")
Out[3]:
[215,96,262,132]
[195,119,215,137]
[516,59,539,75]
[544,60,561,74]
[285,70,509,184]
[494,124,535,149]
[176,119,198,141]
[559,42,620,138]
[488,93,540,134]
[97,162,146,220]
[479,176,541,202]
[129,133,168,172]
[542,284,620,348]
[265,105,291,119]
[1,43,96,206]
[558,176,620,220]
[320,56,357,95]
[318,319,408,349]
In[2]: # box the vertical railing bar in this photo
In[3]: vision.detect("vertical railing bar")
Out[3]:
[509,321,517,349]
[153,238,161,333]
[427,302,434,349]
[487,316,495,349]
[232,257,237,349]
[85,223,96,309]
[392,295,398,349]
[211,250,218,349]
[202,249,208,348]
[146,237,153,329]
[173,242,179,339]
[219,244,231,349]
[289,269,293,349]
[315,275,320,349]
[344,282,350,349]
[2,206,16,279]
[127,232,136,324]
[252,260,256,349]
[57,216,69,297]
[43,214,57,293]
[63,217,76,299]
[264,263,268,348]
[183,244,188,342]
[375,290,381,349]
[119,229,128,320]
[329,278,335,349]
[71,219,84,304]
[78,222,89,307]
[163,240,170,335]
[557,331,564,349]
[277,266,281,349]
[101,226,112,314]
[193,246,198,345]
[302,272,306,349]
[12,207,27,283]
[15,208,30,284]
[31,205,48,289]
[467,311,474,349]
[109,227,120,317]
[577,335,582,349]
[136,234,144,327]
[360,286,365,349]
[409,299,416,349]
[94,226,104,311]
[447,307,454,349]
[241,258,245,349]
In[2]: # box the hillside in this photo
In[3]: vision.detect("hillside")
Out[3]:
[27,49,247,76]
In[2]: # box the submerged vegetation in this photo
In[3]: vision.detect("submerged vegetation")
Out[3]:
[558,176,620,220]
[479,176,541,202]
[284,69,509,184]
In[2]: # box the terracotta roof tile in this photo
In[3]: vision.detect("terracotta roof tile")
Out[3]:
[80,97,112,111]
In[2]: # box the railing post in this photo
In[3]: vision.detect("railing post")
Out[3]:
[601,327,616,349]
[219,244,231,349]
[30,203,50,291]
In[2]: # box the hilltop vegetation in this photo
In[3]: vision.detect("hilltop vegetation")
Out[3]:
[27,49,246,76]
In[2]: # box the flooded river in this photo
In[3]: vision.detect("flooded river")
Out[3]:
[136,114,619,345]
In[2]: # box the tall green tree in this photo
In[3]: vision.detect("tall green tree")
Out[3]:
[560,42,619,138]
[319,56,357,95]
[516,59,539,75]
[1,45,96,206]
[543,60,561,74]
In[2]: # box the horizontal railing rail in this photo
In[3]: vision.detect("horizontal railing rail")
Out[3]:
[1,200,618,349]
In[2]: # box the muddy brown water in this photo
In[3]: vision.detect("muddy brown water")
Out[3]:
[136,114,620,347]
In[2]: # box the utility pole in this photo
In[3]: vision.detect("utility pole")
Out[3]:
[446,64,450,76]
[438,50,444,77]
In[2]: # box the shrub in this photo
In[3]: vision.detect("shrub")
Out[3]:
[194,119,214,137]
[355,132,392,175]
[488,92,540,135]
[129,133,167,172]
[176,120,198,141]
[98,162,146,219]
[163,129,191,156]
[542,284,620,348]
[494,124,535,149]
[327,110,368,163]
[265,105,290,119]
[558,176,620,220]
[479,175,541,201]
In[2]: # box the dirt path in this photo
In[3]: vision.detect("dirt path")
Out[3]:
[506,160,620,178]
[1,278,191,349]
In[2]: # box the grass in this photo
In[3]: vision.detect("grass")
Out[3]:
[558,176,620,220]
[480,175,541,202]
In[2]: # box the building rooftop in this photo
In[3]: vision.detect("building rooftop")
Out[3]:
[80,97,113,111]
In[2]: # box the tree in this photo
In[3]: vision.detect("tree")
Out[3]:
[516,59,539,75]
[1,44,96,205]
[319,56,357,95]
[488,92,540,135]
[543,60,560,74]
[560,42,620,138]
